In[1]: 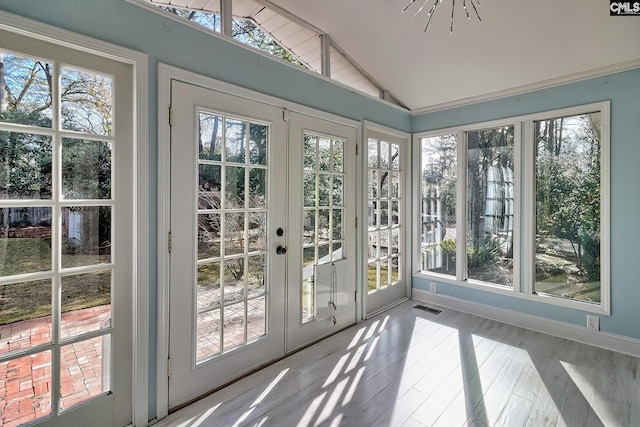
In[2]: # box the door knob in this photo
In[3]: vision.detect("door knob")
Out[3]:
[276,245,287,255]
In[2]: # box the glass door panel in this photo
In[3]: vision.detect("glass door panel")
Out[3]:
[0,36,133,427]
[286,112,357,352]
[168,81,286,408]
[366,131,408,315]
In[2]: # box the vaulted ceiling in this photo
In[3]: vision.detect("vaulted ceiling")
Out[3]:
[269,0,640,111]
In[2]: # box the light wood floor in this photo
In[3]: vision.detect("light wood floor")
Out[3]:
[155,300,640,427]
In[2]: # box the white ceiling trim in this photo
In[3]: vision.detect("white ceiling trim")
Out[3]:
[407,60,640,116]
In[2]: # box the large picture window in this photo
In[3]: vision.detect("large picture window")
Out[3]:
[534,112,602,304]
[467,126,515,287]
[415,102,609,312]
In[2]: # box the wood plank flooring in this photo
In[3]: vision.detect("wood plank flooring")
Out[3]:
[154,301,640,427]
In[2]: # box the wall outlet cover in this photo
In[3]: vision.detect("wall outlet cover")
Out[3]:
[587,315,600,331]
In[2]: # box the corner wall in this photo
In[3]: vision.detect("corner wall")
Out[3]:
[411,68,640,341]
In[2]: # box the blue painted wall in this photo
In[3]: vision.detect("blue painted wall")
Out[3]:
[2,0,639,421]
[412,68,640,341]
[0,0,410,420]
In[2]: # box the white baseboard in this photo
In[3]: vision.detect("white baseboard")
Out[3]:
[412,289,640,359]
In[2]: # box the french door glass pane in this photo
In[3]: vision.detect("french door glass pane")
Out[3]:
[534,113,601,303]
[0,350,52,422]
[367,138,402,293]
[195,111,269,364]
[62,138,111,200]
[0,279,52,355]
[301,133,347,322]
[196,310,221,363]
[0,207,52,276]
[466,126,515,287]
[420,135,457,276]
[60,271,111,339]
[0,132,52,199]
[0,51,53,128]
[199,113,223,161]
[61,206,111,268]
[60,66,113,136]
[59,335,110,411]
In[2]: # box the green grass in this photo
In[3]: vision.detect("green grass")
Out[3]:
[0,238,111,325]
[0,271,111,325]
[0,238,52,276]
[368,264,398,291]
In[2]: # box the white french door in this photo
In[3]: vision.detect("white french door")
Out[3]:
[365,129,409,315]
[167,80,360,407]
[0,30,133,427]
[286,112,358,352]
[168,81,287,408]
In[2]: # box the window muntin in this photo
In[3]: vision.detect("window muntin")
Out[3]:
[194,110,269,363]
[419,134,457,277]
[367,138,402,292]
[416,103,608,311]
[301,132,346,323]
[0,48,116,424]
[466,126,515,287]
[534,112,602,304]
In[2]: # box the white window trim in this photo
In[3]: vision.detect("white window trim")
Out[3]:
[0,10,150,427]
[413,101,610,316]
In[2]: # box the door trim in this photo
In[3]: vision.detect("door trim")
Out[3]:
[0,10,149,427]
[361,121,412,318]
[156,63,360,420]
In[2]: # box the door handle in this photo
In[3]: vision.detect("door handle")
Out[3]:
[276,245,287,255]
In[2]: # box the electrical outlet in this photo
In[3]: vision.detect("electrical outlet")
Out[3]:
[429,282,438,294]
[586,315,600,331]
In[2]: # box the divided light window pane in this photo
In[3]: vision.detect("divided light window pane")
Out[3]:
[534,113,601,304]
[0,51,53,128]
[466,126,515,288]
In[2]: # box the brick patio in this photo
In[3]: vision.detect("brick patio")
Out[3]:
[0,305,110,427]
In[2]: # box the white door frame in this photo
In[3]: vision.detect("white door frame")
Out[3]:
[0,10,149,427]
[361,121,412,318]
[156,63,361,420]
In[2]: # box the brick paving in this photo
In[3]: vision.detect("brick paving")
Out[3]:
[195,283,266,363]
[0,305,110,427]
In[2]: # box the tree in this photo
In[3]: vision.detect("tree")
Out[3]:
[535,115,600,280]
[1,51,113,255]
[163,7,308,68]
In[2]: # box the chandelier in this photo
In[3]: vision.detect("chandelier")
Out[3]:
[403,0,482,33]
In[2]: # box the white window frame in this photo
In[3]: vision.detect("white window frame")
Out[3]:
[413,101,610,315]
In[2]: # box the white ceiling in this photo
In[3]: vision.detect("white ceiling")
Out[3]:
[269,0,640,111]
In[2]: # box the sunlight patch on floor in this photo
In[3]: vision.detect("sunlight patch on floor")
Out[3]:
[323,353,350,388]
[341,366,366,406]
[177,403,221,427]
[347,326,366,350]
[363,319,380,341]
[231,368,289,427]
